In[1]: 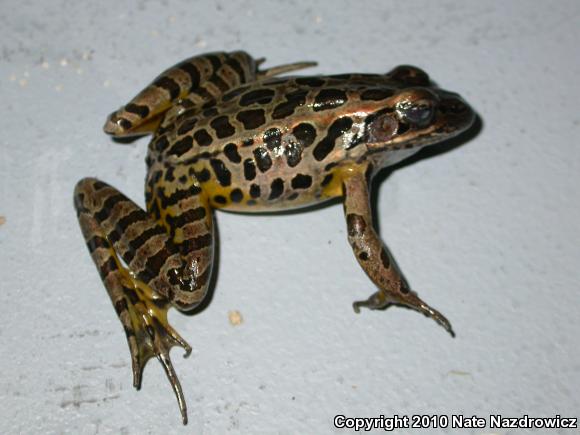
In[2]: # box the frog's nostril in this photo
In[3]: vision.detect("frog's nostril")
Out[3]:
[441,98,468,114]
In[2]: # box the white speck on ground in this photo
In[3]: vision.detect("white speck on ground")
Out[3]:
[228,310,244,326]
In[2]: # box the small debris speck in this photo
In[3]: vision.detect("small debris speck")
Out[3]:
[60,58,68,67]
[41,61,50,69]
[103,80,111,88]
[0,216,6,226]
[228,310,243,326]
[194,36,207,48]
[19,78,28,87]
[55,84,64,92]
[314,16,322,24]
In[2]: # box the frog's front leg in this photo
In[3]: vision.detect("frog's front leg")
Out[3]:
[74,176,214,424]
[342,170,454,336]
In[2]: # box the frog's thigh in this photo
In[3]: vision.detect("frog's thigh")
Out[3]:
[74,177,200,424]
[147,170,214,307]
[342,172,454,336]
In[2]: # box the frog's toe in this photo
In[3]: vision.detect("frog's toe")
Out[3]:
[352,290,385,313]
[401,291,455,337]
[415,300,455,337]
[353,289,454,337]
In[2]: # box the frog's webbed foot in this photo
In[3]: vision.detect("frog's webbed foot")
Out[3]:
[123,273,192,424]
[352,289,455,337]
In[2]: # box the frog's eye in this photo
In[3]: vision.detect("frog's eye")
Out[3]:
[368,114,399,142]
[396,99,435,127]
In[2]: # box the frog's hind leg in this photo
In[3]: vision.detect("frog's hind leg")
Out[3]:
[74,178,207,424]
[103,52,234,138]
[342,170,454,337]
[104,51,318,138]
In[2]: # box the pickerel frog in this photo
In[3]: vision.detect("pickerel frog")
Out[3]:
[74,51,474,424]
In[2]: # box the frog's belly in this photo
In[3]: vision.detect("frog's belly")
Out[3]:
[197,160,343,212]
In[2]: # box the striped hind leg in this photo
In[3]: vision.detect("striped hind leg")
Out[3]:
[103,50,316,137]
[74,177,214,424]
[103,51,254,137]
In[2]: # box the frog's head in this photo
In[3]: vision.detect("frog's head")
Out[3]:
[361,65,474,166]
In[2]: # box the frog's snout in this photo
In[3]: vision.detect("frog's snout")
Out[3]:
[437,92,475,133]
[439,94,468,113]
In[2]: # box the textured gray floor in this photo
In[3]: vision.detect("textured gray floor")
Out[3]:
[1,1,579,434]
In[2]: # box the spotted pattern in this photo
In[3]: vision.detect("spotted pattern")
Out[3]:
[210,116,236,139]
[360,88,394,101]
[313,89,347,112]
[236,109,266,130]
[313,117,354,161]
[223,143,242,163]
[230,188,243,203]
[380,248,391,268]
[168,136,193,157]
[272,90,308,119]
[243,158,256,180]
[240,89,275,106]
[209,159,232,186]
[253,147,272,172]
[285,141,303,167]
[194,129,213,146]
[346,213,366,238]
[214,195,227,204]
[249,184,261,198]
[292,123,316,147]
[321,174,333,186]
[197,168,211,182]
[263,128,282,150]
[269,178,284,200]
[291,174,312,189]
[177,117,198,135]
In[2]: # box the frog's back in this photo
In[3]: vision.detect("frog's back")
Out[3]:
[148,74,401,211]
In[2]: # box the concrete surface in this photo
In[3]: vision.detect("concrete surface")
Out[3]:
[1,1,579,434]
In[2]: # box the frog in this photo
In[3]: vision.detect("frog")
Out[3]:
[74,50,474,424]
